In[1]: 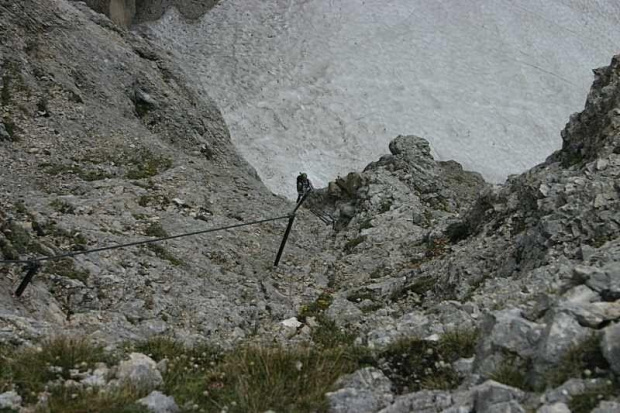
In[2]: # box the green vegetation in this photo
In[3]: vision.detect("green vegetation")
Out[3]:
[568,381,618,413]
[0,328,481,412]
[145,222,168,238]
[377,330,478,393]
[343,235,366,254]
[0,337,116,403]
[45,258,90,283]
[132,336,363,413]
[544,334,610,388]
[50,199,76,214]
[137,194,170,208]
[490,358,530,391]
[125,151,172,180]
[146,244,182,266]
[0,220,47,260]
[379,199,393,213]
[298,292,333,321]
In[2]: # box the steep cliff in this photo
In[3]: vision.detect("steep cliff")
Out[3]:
[1,0,619,412]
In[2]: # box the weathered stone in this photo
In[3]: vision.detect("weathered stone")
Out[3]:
[592,401,620,413]
[473,381,524,413]
[535,312,590,365]
[601,322,620,374]
[81,363,109,387]
[542,378,606,404]
[0,123,10,141]
[483,401,526,413]
[137,391,180,413]
[117,353,163,391]
[536,403,571,413]
[474,310,543,376]
[560,301,620,328]
[326,367,394,413]
[326,298,364,326]
[378,390,452,413]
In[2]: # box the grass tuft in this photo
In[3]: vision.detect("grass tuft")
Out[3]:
[544,334,609,389]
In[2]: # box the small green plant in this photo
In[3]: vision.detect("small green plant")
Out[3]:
[343,236,366,254]
[298,293,333,321]
[311,315,357,349]
[4,337,115,403]
[359,218,373,230]
[490,361,530,391]
[144,222,167,238]
[125,151,172,180]
[568,381,618,413]
[437,329,478,361]
[50,199,76,214]
[146,244,182,266]
[45,258,90,283]
[205,345,361,412]
[377,337,462,393]
[0,221,45,260]
[544,334,610,388]
[137,194,170,208]
[379,199,393,213]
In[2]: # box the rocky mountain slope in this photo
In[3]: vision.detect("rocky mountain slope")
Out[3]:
[1,1,619,412]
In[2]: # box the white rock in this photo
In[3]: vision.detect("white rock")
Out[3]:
[137,391,180,413]
[281,317,303,328]
[117,353,163,391]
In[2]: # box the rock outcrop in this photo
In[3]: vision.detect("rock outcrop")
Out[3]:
[77,0,219,27]
[1,0,620,411]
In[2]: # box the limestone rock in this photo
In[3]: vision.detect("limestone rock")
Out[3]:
[117,353,163,391]
[137,391,180,413]
[537,403,571,413]
[378,390,452,413]
[326,367,394,413]
[592,401,620,413]
[473,381,525,413]
[601,322,620,374]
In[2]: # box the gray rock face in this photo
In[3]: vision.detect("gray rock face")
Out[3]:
[601,322,620,374]
[592,401,620,413]
[137,391,180,413]
[473,381,525,413]
[79,0,218,27]
[378,390,453,413]
[537,403,571,413]
[535,312,591,366]
[0,123,10,141]
[326,367,394,413]
[117,353,163,391]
